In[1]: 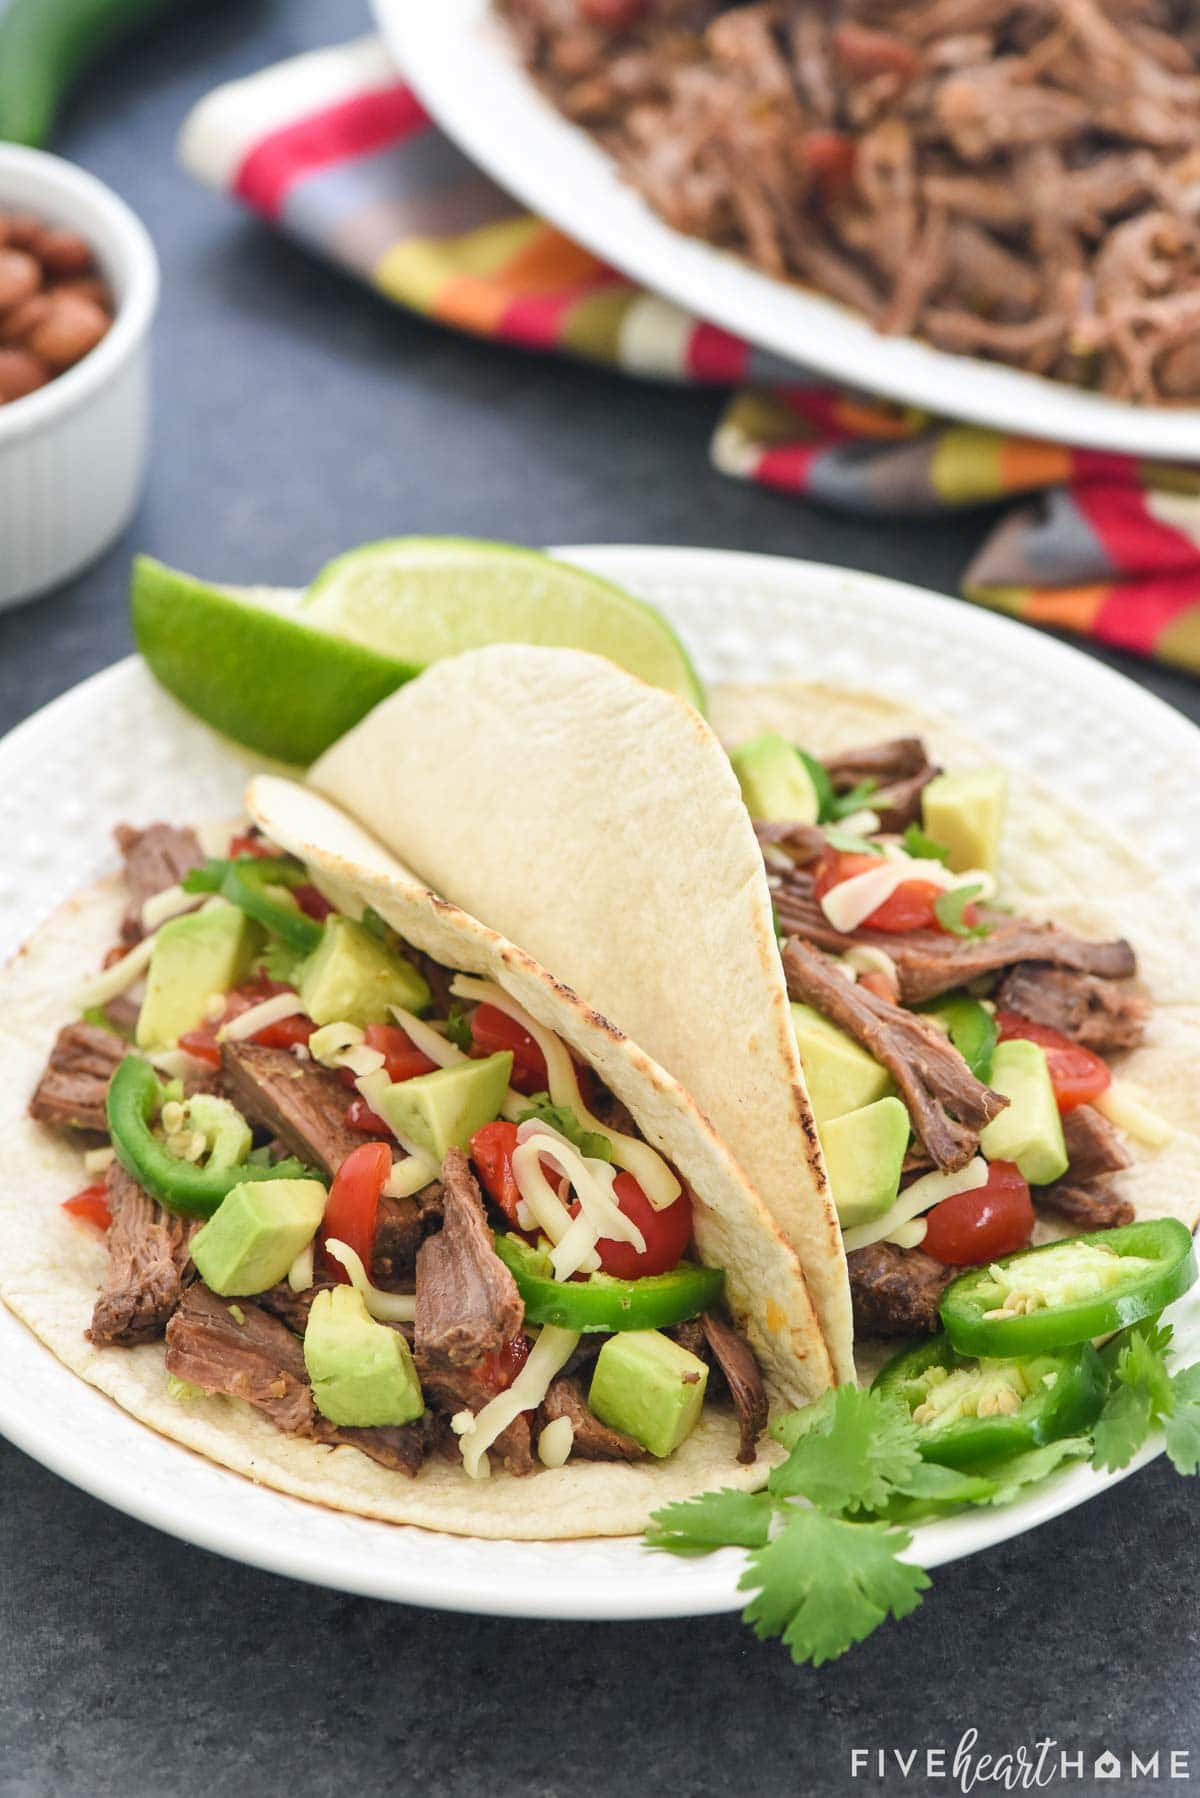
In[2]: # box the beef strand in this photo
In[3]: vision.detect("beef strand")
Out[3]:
[994,963,1148,1054]
[847,1241,954,1336]
[542,1375,647,1461]
[28,1021,126,1133]
[701,1310,768,1464]
[114,821,204,945]
[415,1149,524,1369]
[89,1164,195,1346]
[219,1040,364,1177]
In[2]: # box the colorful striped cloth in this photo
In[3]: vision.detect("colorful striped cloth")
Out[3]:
[180,35,1200,676]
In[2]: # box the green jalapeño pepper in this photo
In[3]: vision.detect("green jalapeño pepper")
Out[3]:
[941,1218,1196,1358]
[107,1056,315,1218]
[183,858,324,955]
[495,1233,723,1332]
[920,994,997,1082]
[873,1332,1107,1468]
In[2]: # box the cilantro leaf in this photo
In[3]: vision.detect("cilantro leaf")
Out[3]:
[1092,1382,1155,1474]
[257,937,307,985]
[445,1003,473,1053]
[740,1511,928,1667]
[1092,1321,1176,1472]
[646,1488,774,1556]
[986,1438,1092,1504]
[828,778,879,822]
[877,1461,998,1522]
[796,749,835,822]
[768,1386,922,1514]
[903,824,950,864]
[823,828,884,855]
[1164,1365,1200,1477]
[933,883,991,938]
[516,1096,613,1163]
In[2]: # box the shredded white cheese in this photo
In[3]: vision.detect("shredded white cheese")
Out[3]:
[309,1022,364,1066]
[74,932,157,1008]
[841,1157,989,1255]
[843,944,900,992]
[391,1003,527,1118]
[83,1146,115,1176]
[538,1415,575,1468]
[450,976,681,1211]
[140,883,204,931]
[1095,1081,1174,1149]
[885,1217,928,1250]
[821,861,917,932]
[287,1241,315,1293]
[384,1156,439,1199]
[457,1325,580,1479]
[219,991,307,1043]
[836,808,881,837]
[322,1239,416,1322]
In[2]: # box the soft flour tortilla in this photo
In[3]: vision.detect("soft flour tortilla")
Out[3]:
[309,647,855,1383]
[0,782,841,1541]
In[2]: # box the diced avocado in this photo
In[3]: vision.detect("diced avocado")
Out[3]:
[818,1095,909,1230]
[298,914,431,1027]
[791,1001,893,1125]
[921,768,1008,874]
[184,1093,252,1172]
[979,1039,1068,1185]
[136,904,263,1049]
[376,1051,513,1161]
[191,1178,327,1295]
[304,1286,424,1427]
[730,731,819,824]
[588,1328,709,1458]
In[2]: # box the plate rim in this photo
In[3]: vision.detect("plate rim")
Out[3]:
[0,543,1195,1619]
[374,0,1200,461]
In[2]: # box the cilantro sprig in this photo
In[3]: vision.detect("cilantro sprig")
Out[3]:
[797,748,878,825]
[902,823,950,864]
[648,1318,1200,1670]
[933,882,992,938]
[516,1095,614,1162]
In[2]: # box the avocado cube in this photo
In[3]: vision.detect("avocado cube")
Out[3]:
[791,1001,893,1125]
[979,1039,1068,1185]
[376,1051,513,1162]
[191,1178,327,1296]
[298,914,431,1027]
[818,1095,909,1230]
[729,732,819,824]
[304,1286,424,1428]
[588,1329,709,1458]
[136,904,263,1049]
[921,768,1008,874]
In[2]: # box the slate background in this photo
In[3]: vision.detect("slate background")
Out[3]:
[0,5,1197,1794]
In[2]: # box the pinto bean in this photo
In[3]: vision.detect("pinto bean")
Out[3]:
[25,291,110,369]
[0,248,41,311]
[0,347,51,402]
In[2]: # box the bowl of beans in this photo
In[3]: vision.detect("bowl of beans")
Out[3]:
[0,145,159,611]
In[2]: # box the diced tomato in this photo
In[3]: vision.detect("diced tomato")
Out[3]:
[252,1014,315,1052]
[319,1140,392,1282]
[579,0,645,27]
[293,883,335,922]
[921,1161,1034,1266]
[471,1120,523,1227]
[803,129,857,204]
[587,1173,693,1279]
[832,21,923,82]
[812,848,955,934]
[62,1182,111,1231]
[476,1334,531,1394]
[995,1011,1111,1113]
[345,1096,392,1135]
[470,1003,548,1095]
[177,978,298,1068]
[227,833,276,859]
[364,1023,437,1084]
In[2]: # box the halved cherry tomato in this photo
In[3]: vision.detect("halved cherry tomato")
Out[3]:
[345,1096,392,1135]
[995,1011,1111,1113]
[470,1003,548,1095]
[803,129,857,204]
[177,978,295,1068]
[922,1160,1035,1266]
[227,833,276,859]
[252,1014,315,1052]
[293,883,335,922]
[319,1140,392,1282]
[471,1120,523,1227]
[587,1172,693,1279]
[62,1182,111,1231]
[477,1334,531,1394]
[812,848,958,934]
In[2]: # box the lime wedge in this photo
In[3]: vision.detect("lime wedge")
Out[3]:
[303,537,705,710]
[131,557,417,766]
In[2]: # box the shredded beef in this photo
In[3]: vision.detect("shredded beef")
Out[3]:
[28,1021,125,1133]
[994,963,1148,1054]
[701,1310,768,1464]
[774,875,1137,1004]
[502,0,1200,401]
[1036,1181,1135,1229]
[848,1241,954,1336]
[415,1354,538,1475]
[754,819,826,864]
[1062,1104,1133,1183]
[414,1149,524,1369]
[255,1279,335,1334]
[89,1164,195,1346]
[114,821,204,945]
[783,937,1007,1170]
[824,737,941,831]
[219,1041,363,1176]
[542,1376,647,1460]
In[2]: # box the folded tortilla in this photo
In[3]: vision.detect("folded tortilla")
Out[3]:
[0,779,837,1540]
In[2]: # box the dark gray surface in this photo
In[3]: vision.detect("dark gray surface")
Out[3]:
[1,5,1197,1795]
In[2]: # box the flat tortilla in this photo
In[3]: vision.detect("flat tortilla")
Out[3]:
[0,780,837,1539]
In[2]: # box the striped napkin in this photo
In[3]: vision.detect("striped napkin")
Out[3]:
[180,35,1200,677]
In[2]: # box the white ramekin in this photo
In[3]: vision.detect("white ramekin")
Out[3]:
[0,146,160,612]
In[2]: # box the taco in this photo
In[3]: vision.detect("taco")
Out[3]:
[1,782,836,1541]
[300,648,1200,1383]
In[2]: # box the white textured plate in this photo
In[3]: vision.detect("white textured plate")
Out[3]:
[376,0,1200,461]
[0,546,1197,1618]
